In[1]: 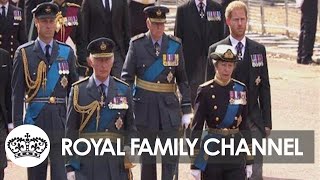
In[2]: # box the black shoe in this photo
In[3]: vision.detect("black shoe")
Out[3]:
[297,58,302,64]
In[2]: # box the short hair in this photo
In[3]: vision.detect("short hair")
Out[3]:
[225,1,248,19]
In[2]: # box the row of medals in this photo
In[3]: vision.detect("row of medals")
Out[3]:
[58,61,69,88]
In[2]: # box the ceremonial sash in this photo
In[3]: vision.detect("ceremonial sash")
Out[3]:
[24,45,70,124]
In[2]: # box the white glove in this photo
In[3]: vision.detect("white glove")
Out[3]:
[181,113,194,128]
[67,171,76,180]
[191,169,201,180]
[246,165,253,178]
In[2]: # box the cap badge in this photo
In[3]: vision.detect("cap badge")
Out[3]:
[45,6,51,13]
[156,9,162,16]
[100,42,107,51]
[223,49,234,59]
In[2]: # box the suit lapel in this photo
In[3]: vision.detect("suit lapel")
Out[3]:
[50,41,59,65]
[189,0,202,39]
[6,5,14,30]
[87,76,101,101]
[144,32,157,58]
[105,77,117,105]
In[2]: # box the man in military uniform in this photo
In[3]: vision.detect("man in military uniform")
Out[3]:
[297,0,318,64]
[0,48,12,180]
[0,0,27,60]
[208,1,272,179]
[81,0,131,78]
[174,0,224,105]
[121,5,193,180]
[12,2,78,180]
[66,37,136,180]
[53,0,88,77]
[190,45,253,180]
[129,0,155,37]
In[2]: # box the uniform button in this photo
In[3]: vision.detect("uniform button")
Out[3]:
[10,42,13,45]
[234,117,238,120]
[232,126,235,129]
[213,105,217,110]
[0,41,2,45]
[157,81,160,83]
[210,85,214,88]
[11,48,13,51]
[142,64,145,67]
[10,55,13,58]
[215,117,219,121]
[169,67,172,69]
[0,34,2,38]
[212,95,215,99]
[11,35,14,38]
[105,129,108,132]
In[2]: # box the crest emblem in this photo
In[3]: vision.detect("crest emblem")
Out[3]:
[167,71,174,83]
[255,76,261,86]
[224,49,234,59]
[45,6,51,13]
[115,117,123,130]
[100,42,107,51]
[156,9,162,16]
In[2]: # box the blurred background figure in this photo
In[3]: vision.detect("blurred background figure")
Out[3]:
[296,0,318,65]
[129,0,155,37]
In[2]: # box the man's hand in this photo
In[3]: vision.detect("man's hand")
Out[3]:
[181,113,194,129]
[191,169,201,180]
[246,164,253,178]
[67,171,76,180]
[265,127,271,137]
[123,146,135,169]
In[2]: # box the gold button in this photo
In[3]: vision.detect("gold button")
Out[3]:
[212,95,215,99]
[232,126,235,129]
[10,42,13,45]
[11,48,13,51]
[157,81,160,83]
[215,117,219,121]
[0,35,2,38]
[49,97,56,104]
[214,105,217,110]
[0,42,2,45]
[11,35,14,38]
[234,117,238,120]
[210,85,214,88]
[10,55,13,58]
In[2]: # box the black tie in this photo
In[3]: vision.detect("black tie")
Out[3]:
[199,2,205,18]
[154,41,160,56]
[104,0,110,13]
[99,84,106,99]
[45,44,51,63]
[1,6,5,18]
[236,42,243,60]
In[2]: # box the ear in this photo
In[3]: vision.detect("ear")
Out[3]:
[226,17,231,26]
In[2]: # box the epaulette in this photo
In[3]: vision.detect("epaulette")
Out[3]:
[131,33,145,42]
[56,40,70,47]
[19,41,34,49]
[113,76,129,87]
[199,79,214,87]
[168,35,182,44]
[66,2,80,8]
[72,77,89,86]
[232,78,246,87]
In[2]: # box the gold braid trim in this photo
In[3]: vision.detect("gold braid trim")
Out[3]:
[21,48,47,103]
[73,85,101,132]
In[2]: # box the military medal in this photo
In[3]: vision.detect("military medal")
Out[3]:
[115,116,123,130]
[167,71,174,83]
[108,97,129,109]
[229,91,235,104]
[60,75,68,88]
[251,54,264,67]
[207,11,221,21]
[99,95,105,107]
[255,76,261,86]
[163,54,179,66]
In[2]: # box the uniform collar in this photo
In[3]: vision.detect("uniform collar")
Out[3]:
[93,74,110,88]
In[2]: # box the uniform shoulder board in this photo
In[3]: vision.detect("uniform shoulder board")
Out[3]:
[72,77,89,86]
[131,33,145,42]
[66,2,80,8]
[199,79,214,87]
[168,35,182,44]
[232,79,246,87]
[113,76,129,87]
[20,41,35,49]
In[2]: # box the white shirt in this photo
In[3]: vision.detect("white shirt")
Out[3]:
[37,38,53,56]
[102,0,112,11]
[195,0,206,12]
[229,35,246,59]
[0,2,9,17]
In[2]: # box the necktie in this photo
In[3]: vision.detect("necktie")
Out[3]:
[236,42,243,60]
[99,84,107,106]
[154,41,160,56]
[45,44,51,63]
[1,6,5,18]
[199,2,205,18]
[104,0,110,13]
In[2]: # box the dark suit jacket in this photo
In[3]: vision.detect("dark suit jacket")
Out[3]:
[0,3,27,60]
[0,49,12,133]
[121,32,192,130]
[81,0,130,59]
[208,37,272,135]
[174,0,224,83]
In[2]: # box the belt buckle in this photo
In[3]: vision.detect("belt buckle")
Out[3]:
[49,97,56,104]
[222,128,229,136]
